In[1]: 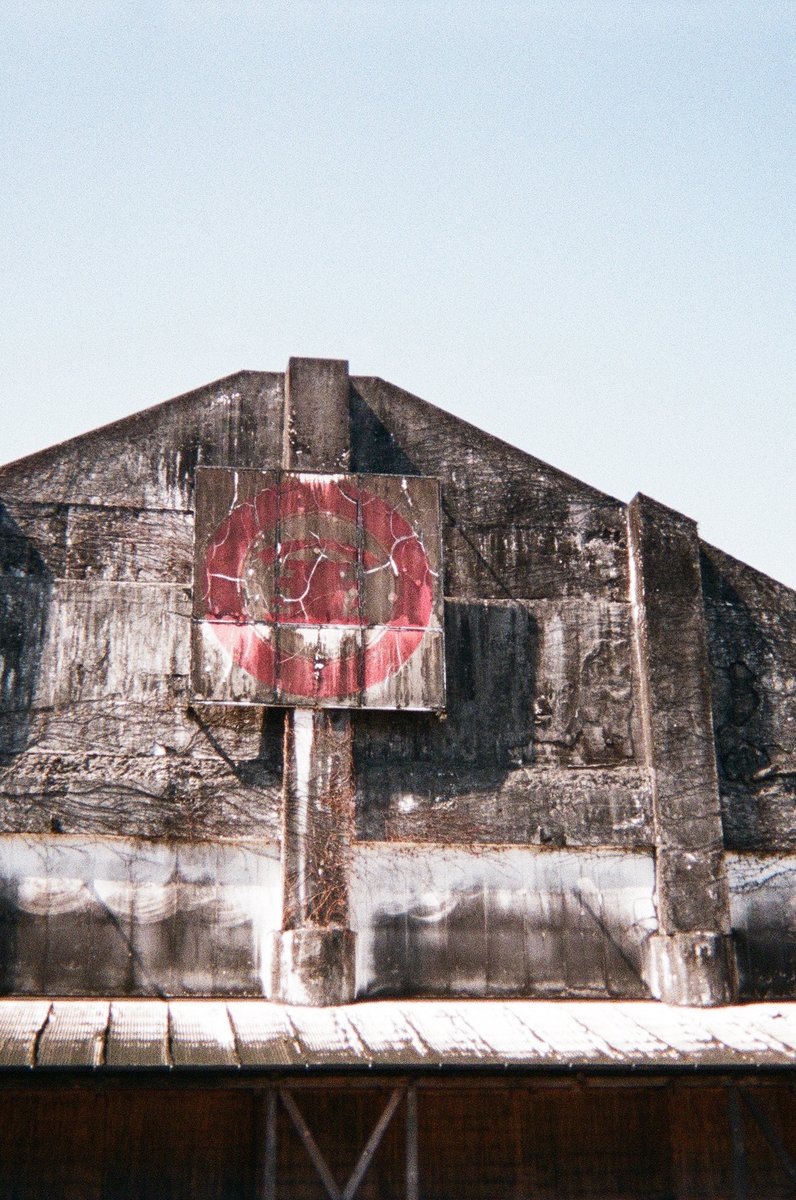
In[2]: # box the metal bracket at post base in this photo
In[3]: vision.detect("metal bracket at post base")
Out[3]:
[270,928,356,1006]
[643,931,738,1007]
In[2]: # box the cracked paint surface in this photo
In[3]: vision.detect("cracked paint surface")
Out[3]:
[192,469,444,708]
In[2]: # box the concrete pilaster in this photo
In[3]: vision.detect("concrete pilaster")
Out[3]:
[628,493,737,1005]
[271,358,357,1005]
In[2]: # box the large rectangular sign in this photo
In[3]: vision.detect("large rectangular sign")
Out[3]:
[191,468,445,710]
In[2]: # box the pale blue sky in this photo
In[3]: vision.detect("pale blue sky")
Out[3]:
[2,1,794,586]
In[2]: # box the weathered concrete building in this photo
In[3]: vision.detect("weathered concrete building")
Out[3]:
[0,359,794,1197]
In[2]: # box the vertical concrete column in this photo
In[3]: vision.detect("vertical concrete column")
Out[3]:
[628,494,737,1006]
[271,357,357,1005]
[281,356,351,475]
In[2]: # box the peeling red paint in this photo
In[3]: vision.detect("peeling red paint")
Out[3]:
[198,472,440,703]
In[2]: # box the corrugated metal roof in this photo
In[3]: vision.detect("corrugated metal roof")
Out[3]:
[1,999,794,1071]
[37,1001,109,1068]
[107,1001,169,1068]
[169,1001,238,1068]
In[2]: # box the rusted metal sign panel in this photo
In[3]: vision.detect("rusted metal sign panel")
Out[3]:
[192,468,444,710]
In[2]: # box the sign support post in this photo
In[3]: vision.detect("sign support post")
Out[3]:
[271,358,357,1005]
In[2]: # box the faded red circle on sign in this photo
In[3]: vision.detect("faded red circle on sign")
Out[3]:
[202,476,435,698]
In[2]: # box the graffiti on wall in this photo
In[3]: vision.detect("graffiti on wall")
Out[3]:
[192,468,445,709]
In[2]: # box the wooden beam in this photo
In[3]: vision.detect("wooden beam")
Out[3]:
[739,1086,796,1185]
[342,1087,403,1200]
[278,1084,405,1200]
[727,1084,748,1200]
[280,1087,342,1200]
[406,1083,419,1200]
[256,1089,278,1200]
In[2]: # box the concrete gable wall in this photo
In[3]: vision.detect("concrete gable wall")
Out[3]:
[0,368,793,1000]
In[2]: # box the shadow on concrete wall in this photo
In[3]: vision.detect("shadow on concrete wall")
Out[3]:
[355,600,538,837]
[702,548,796,999]
[350,389,539,828]
[0,502,52,763]
[0,503,53,990]
[701,547,796,849]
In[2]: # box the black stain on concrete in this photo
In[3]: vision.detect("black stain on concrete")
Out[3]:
[0,501,53,762]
